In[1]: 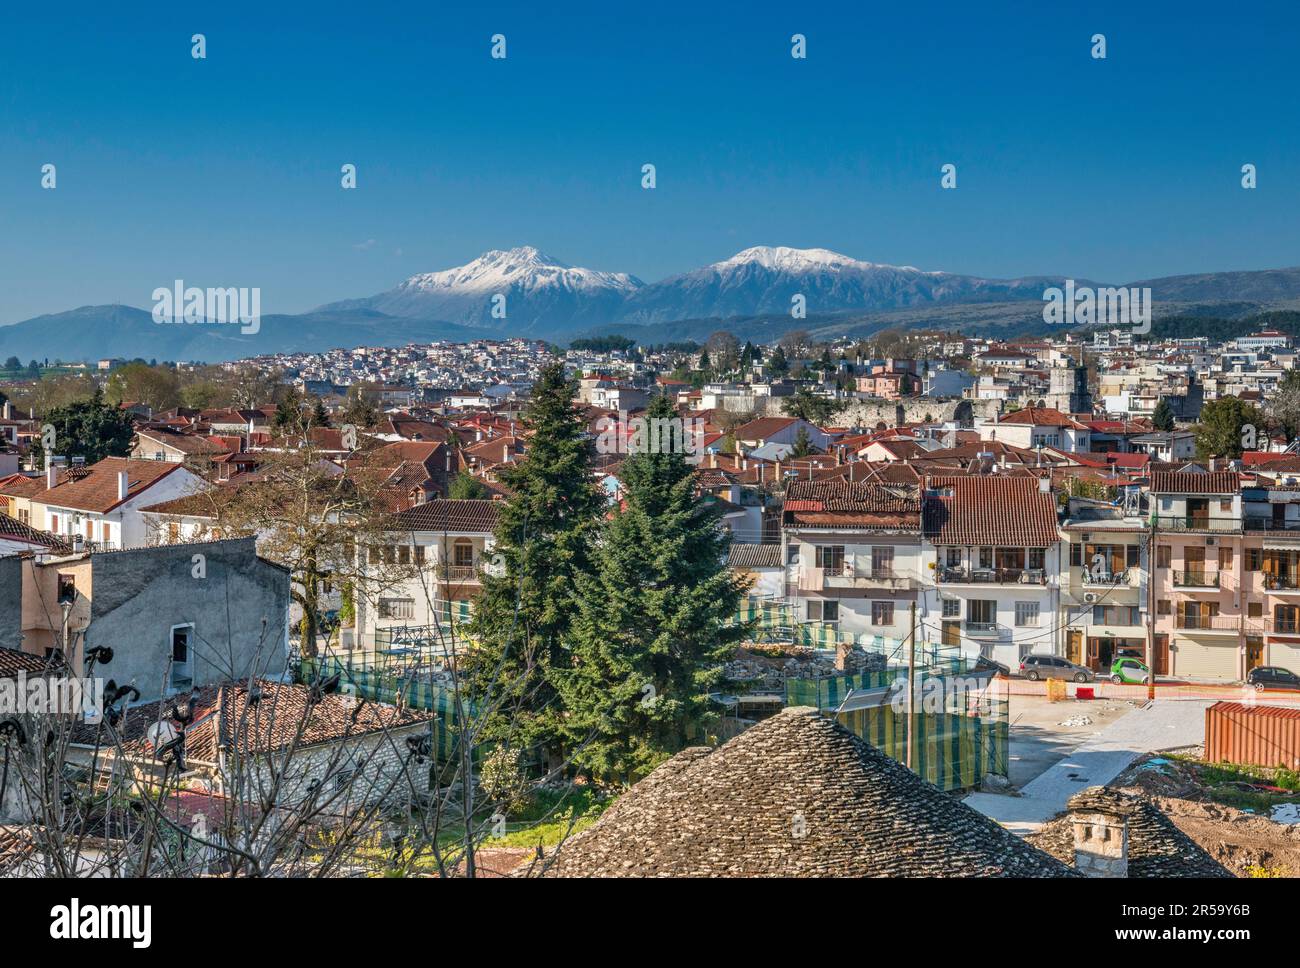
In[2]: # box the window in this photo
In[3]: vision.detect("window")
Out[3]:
[1219,546,1233,570]
[946,547,961,567]
[1156,546,1171,568]
[368,545,382,564]
[870,546,894,577]
[871,601,894,626]
[967,600,996,625]
[1093,605,1140,625]
[1220,499,1233,513]
[1126,545,1140,568]
[1157,599,1171,616]
[1248,548,1263,570]
[815,546,845,572]
[1028,548,1045,571]
[414,545,426,564]
[1248,602,1263,618]
[170,625,193,691]
[454,539,475,567]
[978,547,993,569]
[378,598,415,620]
[942,598,960,618]
[1070,543,1082,567]
[1015,602,1040,627]
[398,545,410,565]
[807,600,839,622]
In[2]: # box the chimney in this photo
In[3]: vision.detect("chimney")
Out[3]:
[46,460,59,490]
[117,471,129,502]
[1,401,10,420]
[1070,797,1130,878]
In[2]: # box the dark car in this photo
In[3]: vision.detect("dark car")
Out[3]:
[1019,654,1092,683]
[1247,666,1300,691]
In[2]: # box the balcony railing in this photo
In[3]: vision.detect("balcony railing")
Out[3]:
[1173,614,1239,632]
[1264,574,1300,591]
[1245,616,1299,634]
[1173,570,1220,589]
[1150,515,1238,533]
[1081,568,1134,586]
[964,621,1000,635]
[1243,517,1300,533]
[436,564,479,582]
[938,566,1046,585]
[823,564,917,589]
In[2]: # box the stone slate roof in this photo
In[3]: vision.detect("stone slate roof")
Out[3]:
[784,479,921,531]
[727,543,783,569]
[533,707,1075,878]
[1026,787,1233,878]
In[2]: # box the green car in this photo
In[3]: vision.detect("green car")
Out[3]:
[1110,656,1150,685]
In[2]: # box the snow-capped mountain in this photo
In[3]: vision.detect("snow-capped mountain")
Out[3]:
[319,244,1065,334]
[320,246,643,331]
[617,245,1055,324]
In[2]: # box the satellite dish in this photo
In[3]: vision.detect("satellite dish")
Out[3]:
[145,721,179,749]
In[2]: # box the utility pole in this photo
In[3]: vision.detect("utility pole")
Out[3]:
[906,601,917,769]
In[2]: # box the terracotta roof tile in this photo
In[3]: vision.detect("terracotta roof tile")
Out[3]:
[923,476,1059,546]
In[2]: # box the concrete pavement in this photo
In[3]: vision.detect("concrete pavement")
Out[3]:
[964,699,1211,835]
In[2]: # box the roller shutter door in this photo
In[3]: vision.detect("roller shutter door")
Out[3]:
[1173,637,1238,680]
[1271,642,1300,676]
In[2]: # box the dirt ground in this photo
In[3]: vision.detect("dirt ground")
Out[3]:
[1116,752,1300,877]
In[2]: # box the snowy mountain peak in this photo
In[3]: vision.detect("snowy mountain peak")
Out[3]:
[716,246,882,272]
[397,247,642,295]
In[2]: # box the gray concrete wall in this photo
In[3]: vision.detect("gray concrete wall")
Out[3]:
[86,537,289,700]
[0,556,21,652]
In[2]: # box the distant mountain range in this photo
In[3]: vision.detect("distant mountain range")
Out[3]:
[5,246,1300,363]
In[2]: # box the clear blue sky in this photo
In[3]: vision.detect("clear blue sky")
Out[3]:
[2,0,1298,322]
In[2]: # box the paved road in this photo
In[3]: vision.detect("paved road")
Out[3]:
[964,699,1211,835]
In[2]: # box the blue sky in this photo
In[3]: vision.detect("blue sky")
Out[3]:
[2,0,1298,322]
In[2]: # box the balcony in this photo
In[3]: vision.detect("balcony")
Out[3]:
[436,564,479,583]
[1243,517,1300,534]
[1080,567,1137,587]
[1172,570,1222,590]
[1263,574,1300,593]
[1173,614,1239,634]
[938,566,1046,586]
[964,621,1001,637]
[823,564,917,591]
[1150,515,1238,533]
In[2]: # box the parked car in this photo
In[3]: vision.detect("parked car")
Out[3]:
[1246,666,1300,691]
[1020,654,1092,683]
[1110,657,1150,685]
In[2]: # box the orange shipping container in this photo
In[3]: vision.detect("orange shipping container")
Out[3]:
[1204,702,1300,771]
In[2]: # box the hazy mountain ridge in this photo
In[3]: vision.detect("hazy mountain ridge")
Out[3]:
[5,247,1300,362]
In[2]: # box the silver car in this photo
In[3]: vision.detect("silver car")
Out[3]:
[1019,654,1092,683]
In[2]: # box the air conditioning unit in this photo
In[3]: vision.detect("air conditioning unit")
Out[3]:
[1206,537,1216,546]
[1083,592,1100,604]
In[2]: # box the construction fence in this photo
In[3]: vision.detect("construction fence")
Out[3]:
[786,669,1009,792]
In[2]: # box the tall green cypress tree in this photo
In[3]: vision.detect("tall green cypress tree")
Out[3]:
[556,394,750,782]
[466,361,603,752]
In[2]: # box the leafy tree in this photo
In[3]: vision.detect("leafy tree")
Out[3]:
[28,389,134,466]
[342,385,381,429]
[765,344,789,378]
[556,394,749,781]
[782,388,842,425]
[1268,370,1300,443]
[1151,397,1176,433]
[1194,396,1264,460]
[3,356,19,371]
[789,425,814,457]
[448,473,491,499]
[465,362,604,753]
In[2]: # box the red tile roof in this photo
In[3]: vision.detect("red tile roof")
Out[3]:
[923,476,1059,546]
[1149,470,1239,495]
[39,457,186,514]
[392,499,501,534]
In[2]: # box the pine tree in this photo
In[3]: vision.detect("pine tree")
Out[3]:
[556,395,750,782]
[466,361,603,752]
[1151,397,1176,432]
